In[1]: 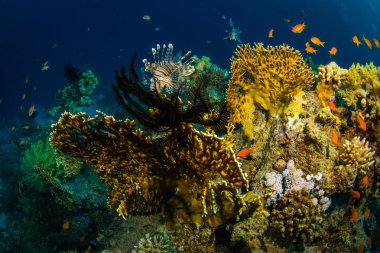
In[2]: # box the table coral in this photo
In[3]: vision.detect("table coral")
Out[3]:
[226,43,314,139]
[50,111,248,226]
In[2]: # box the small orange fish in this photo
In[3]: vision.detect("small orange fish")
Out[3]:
[361,175,369,186]
[28,104,36,117]
[236,148,255,157]
[62,221,70,230]
[305,41,310,47]
[292,22,306,34]
[310,37,325,47]
[363,36,373,49]
[22,93,27,100]
[305,46,317,54]
[329,47,337,56]
[364,207,370,220]
[331,128,339,146]
[351,190,361,199]
[268,28,274,38]
[353,35,361,47]
[373,37,380,48]
[142,15,151,22]
[22,125,30,130]
[358,242,364,253]
[352,206,359,223]
[328,100,337,111]
[367,239,372,248]
[356,113,367,131]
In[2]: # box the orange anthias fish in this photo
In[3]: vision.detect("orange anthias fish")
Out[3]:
[328,100,337,111]
[310,37,325,47]
[305,41,310,47]
[292,22,306,34]
[352,206,359,223]
[361,175,369,186]
[351,190,361,199]
[373,37,380,48]
[236,148,255,157]
[62,221,70,230]
[357,113,367,131]
[353,35,361,47]
[358,242,364,253]
[364,207,370,220]
[329,47,337,56]
[305,46,317,54]
[363,36,373,49]
[268,28,274,38]
[28,104,36,117]
[331,128,338,146]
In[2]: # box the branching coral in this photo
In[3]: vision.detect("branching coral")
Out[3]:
[316,62,348,104]
[340,136,375,174]
[340,63,380,112]
[269,189,323,244]
[226,43,314,139]
[50,111,247,226]
[132,232,177,253]
[49,70,99,119]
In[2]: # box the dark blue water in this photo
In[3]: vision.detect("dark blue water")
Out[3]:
[0,0,379,121]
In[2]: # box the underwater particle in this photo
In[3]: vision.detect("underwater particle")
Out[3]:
[292,22,306,33]
[41,60,50,71]
[142,15,151,22]
[22,93,26,100]
[154,27,160,31]
[352,35,361,47]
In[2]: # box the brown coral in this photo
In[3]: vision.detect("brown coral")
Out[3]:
[340,136,375,174]
[269,189,323,244]
[50,111,248,226]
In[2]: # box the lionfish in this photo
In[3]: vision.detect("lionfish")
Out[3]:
[142,43,195,95]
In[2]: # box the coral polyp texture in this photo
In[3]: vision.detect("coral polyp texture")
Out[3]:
[50,110,247,226]
[269,189,323,244]
[226,43,314,139]
[340,136,375,174]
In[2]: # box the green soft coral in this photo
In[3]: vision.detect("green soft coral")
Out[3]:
[49,70,99,119]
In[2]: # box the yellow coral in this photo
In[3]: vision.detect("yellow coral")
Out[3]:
[226,43,314,139]
[316,62,348,104]
[340,136,375,174]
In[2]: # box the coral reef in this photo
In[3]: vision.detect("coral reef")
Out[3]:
[49,70,99,119]
[132,232,177,253]
[50,111,247,226]
[340,136,375,174]
[226,43,314,139]
[269,189,324,244]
